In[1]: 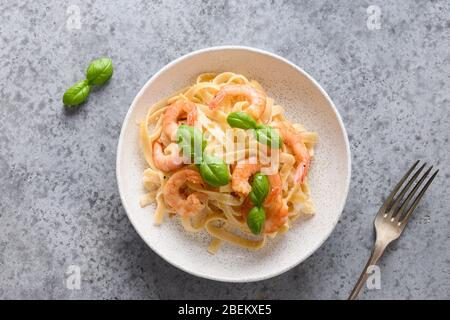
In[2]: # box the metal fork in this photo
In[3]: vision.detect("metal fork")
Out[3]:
[348,161,438,300]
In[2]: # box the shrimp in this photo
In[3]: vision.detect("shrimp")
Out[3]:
[209,84,266,119]
[274,122,311,184]
[231,158,261,196]
[163,100,198,141]
[153,141,184,172]
[263,174,288,233]
[237,171,288,233]
[163,169,208,216]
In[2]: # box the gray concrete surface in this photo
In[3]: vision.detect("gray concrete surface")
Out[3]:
[0,0,449,299]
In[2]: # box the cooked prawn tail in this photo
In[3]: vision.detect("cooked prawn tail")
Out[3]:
[294,158,310,184]
[163,169,207,217]
[231,158,261,196]
[186,173,206,187]
[163,100,198,141]
[186,106,197,125]
[209,90,226,110]
[264,202,288,234]
[152,141,184,172]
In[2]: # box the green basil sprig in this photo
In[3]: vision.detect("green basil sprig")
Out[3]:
[63,80,91,106]
[226,112,282,148]
[176,125,229,187]
[86,58,114,85]
[247,172,270,234]
[227,111,257,129]
[249,172,269,206]
[199,154,230,187]
[63,57,113,107]
[255,125,283,149]
[247,206,266,235]
[176,125,206,164]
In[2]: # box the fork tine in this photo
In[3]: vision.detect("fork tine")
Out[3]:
[392,165,432,222]
[380,160,419,214]
[399,169,438,226]
[389,162,427,218]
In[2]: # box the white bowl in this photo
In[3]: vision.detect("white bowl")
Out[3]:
[116,46,351,282]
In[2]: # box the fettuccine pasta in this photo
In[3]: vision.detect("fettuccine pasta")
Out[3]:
[139,72,318,254]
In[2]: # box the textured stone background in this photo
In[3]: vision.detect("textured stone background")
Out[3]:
[0,0,449,299]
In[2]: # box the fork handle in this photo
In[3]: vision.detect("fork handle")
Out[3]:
[348,241,388,300]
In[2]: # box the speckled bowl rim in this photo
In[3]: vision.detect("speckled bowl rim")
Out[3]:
[116,45,351,282]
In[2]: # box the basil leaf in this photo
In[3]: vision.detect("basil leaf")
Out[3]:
[249,172,269,206]
[256,125,282,149]
[227,112,257,129]
[176,125,206,164]
[247,206,265,235]
[63,80,91,106]
[199,154,230,187]
[86,58,113,85]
